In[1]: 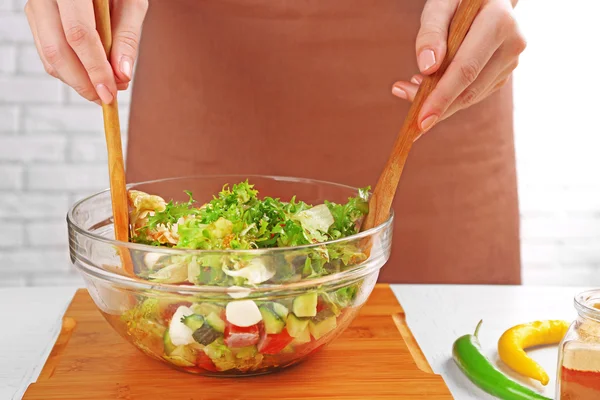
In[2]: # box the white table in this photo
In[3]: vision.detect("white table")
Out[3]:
[0,285,589,400]
[393,285,588,400]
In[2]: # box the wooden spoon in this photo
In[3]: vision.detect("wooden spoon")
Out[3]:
[92,0,133,276]
[361,0,484,232]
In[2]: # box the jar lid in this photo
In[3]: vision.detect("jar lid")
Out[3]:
[575,290,600,322]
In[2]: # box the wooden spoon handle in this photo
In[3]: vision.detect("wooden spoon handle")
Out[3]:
[92,0,129,244]
[361,0,484,231]
[92,0,136,279]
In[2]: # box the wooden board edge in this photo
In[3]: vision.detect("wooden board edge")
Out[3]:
[392,313,434,374]
[36,295,79,381]
[374,284,435,374]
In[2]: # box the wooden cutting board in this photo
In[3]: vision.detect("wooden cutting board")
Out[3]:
[23,284,452,399]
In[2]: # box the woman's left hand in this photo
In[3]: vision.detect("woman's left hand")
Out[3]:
[392,0,526,133]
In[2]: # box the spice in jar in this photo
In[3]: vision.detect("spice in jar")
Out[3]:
[557,291,600,400]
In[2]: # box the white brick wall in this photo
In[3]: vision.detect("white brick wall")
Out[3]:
[0,0,130,287]
[0,1,599,287]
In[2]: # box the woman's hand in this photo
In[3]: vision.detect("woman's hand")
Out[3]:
[24,0,148,105]
[392,0,526,133]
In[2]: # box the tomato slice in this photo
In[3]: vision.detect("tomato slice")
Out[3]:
[258,329,294,355]
[316,297,327,313]
[196,352,218,372]
[224,322,260,348]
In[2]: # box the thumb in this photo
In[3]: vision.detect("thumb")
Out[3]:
[109,0,148,84]
[415,0,459,74]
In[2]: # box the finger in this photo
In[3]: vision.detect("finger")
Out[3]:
[416,0,459,74]
[25,2,58,78]
[110,0,148,83]
[31,0,101,103]
[56,0,117,104]
[410,74,423,85]
[445,63,515,119]
[117,82,129,91]
[391,81,419,102]
[417,3,516,132]
[458,38,525,107]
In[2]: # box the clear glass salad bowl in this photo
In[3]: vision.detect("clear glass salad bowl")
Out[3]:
[67,175,393,376]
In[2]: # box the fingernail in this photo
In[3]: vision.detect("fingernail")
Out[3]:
[418,49,436,72]
[95,84,113,104]
[420,114,438,131]
[392,86,407,99]
[120,56,133,80]
[411,75,422,85]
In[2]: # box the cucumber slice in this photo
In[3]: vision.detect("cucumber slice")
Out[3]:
[163,329,177,355]
[309,310,337,340]
[259,306,285,334]
[270,302,289,319]
[181,314,204,331]
[293,292,318,317]
[192,324,221,345]
[286,313,310,338]
[205,311,226,333]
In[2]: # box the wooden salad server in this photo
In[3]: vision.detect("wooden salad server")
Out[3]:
[93,0,134,276]
[361,0,484,233]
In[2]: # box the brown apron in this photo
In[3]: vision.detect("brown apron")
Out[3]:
[125,0,521,284]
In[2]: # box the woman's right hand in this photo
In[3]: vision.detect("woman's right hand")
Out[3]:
[24,0,148,105]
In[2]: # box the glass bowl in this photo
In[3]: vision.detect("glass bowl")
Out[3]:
[67,175,393,376]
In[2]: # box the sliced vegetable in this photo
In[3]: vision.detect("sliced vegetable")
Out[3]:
[308,310,337,340]
[224,322,260,348]
[203,339,236,371]
[318,293,341,316]
[259,306,285,334]
[286,313,310,338]
[226,300,262,327]
[168,306,195,346]
[453,320,552,400]
[163,329,177,355]
[181,314,205,331]
[293,292,318,318]
[205,311,226,333]
[270,302,289,319]
[258,329,294,355]
[291,326,311,345]
[196,351,219,372]
[498,320,570,386]
[192,324,221,346]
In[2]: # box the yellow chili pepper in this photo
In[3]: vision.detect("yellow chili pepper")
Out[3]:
[498,320,570,386]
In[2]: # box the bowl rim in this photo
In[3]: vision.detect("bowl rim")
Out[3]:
[67,174,394,294]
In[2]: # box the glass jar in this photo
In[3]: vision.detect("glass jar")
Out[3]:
[557,290,600,399]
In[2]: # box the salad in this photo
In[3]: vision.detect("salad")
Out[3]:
[118,180,373,374]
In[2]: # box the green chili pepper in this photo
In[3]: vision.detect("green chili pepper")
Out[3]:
[452,320,552,400]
